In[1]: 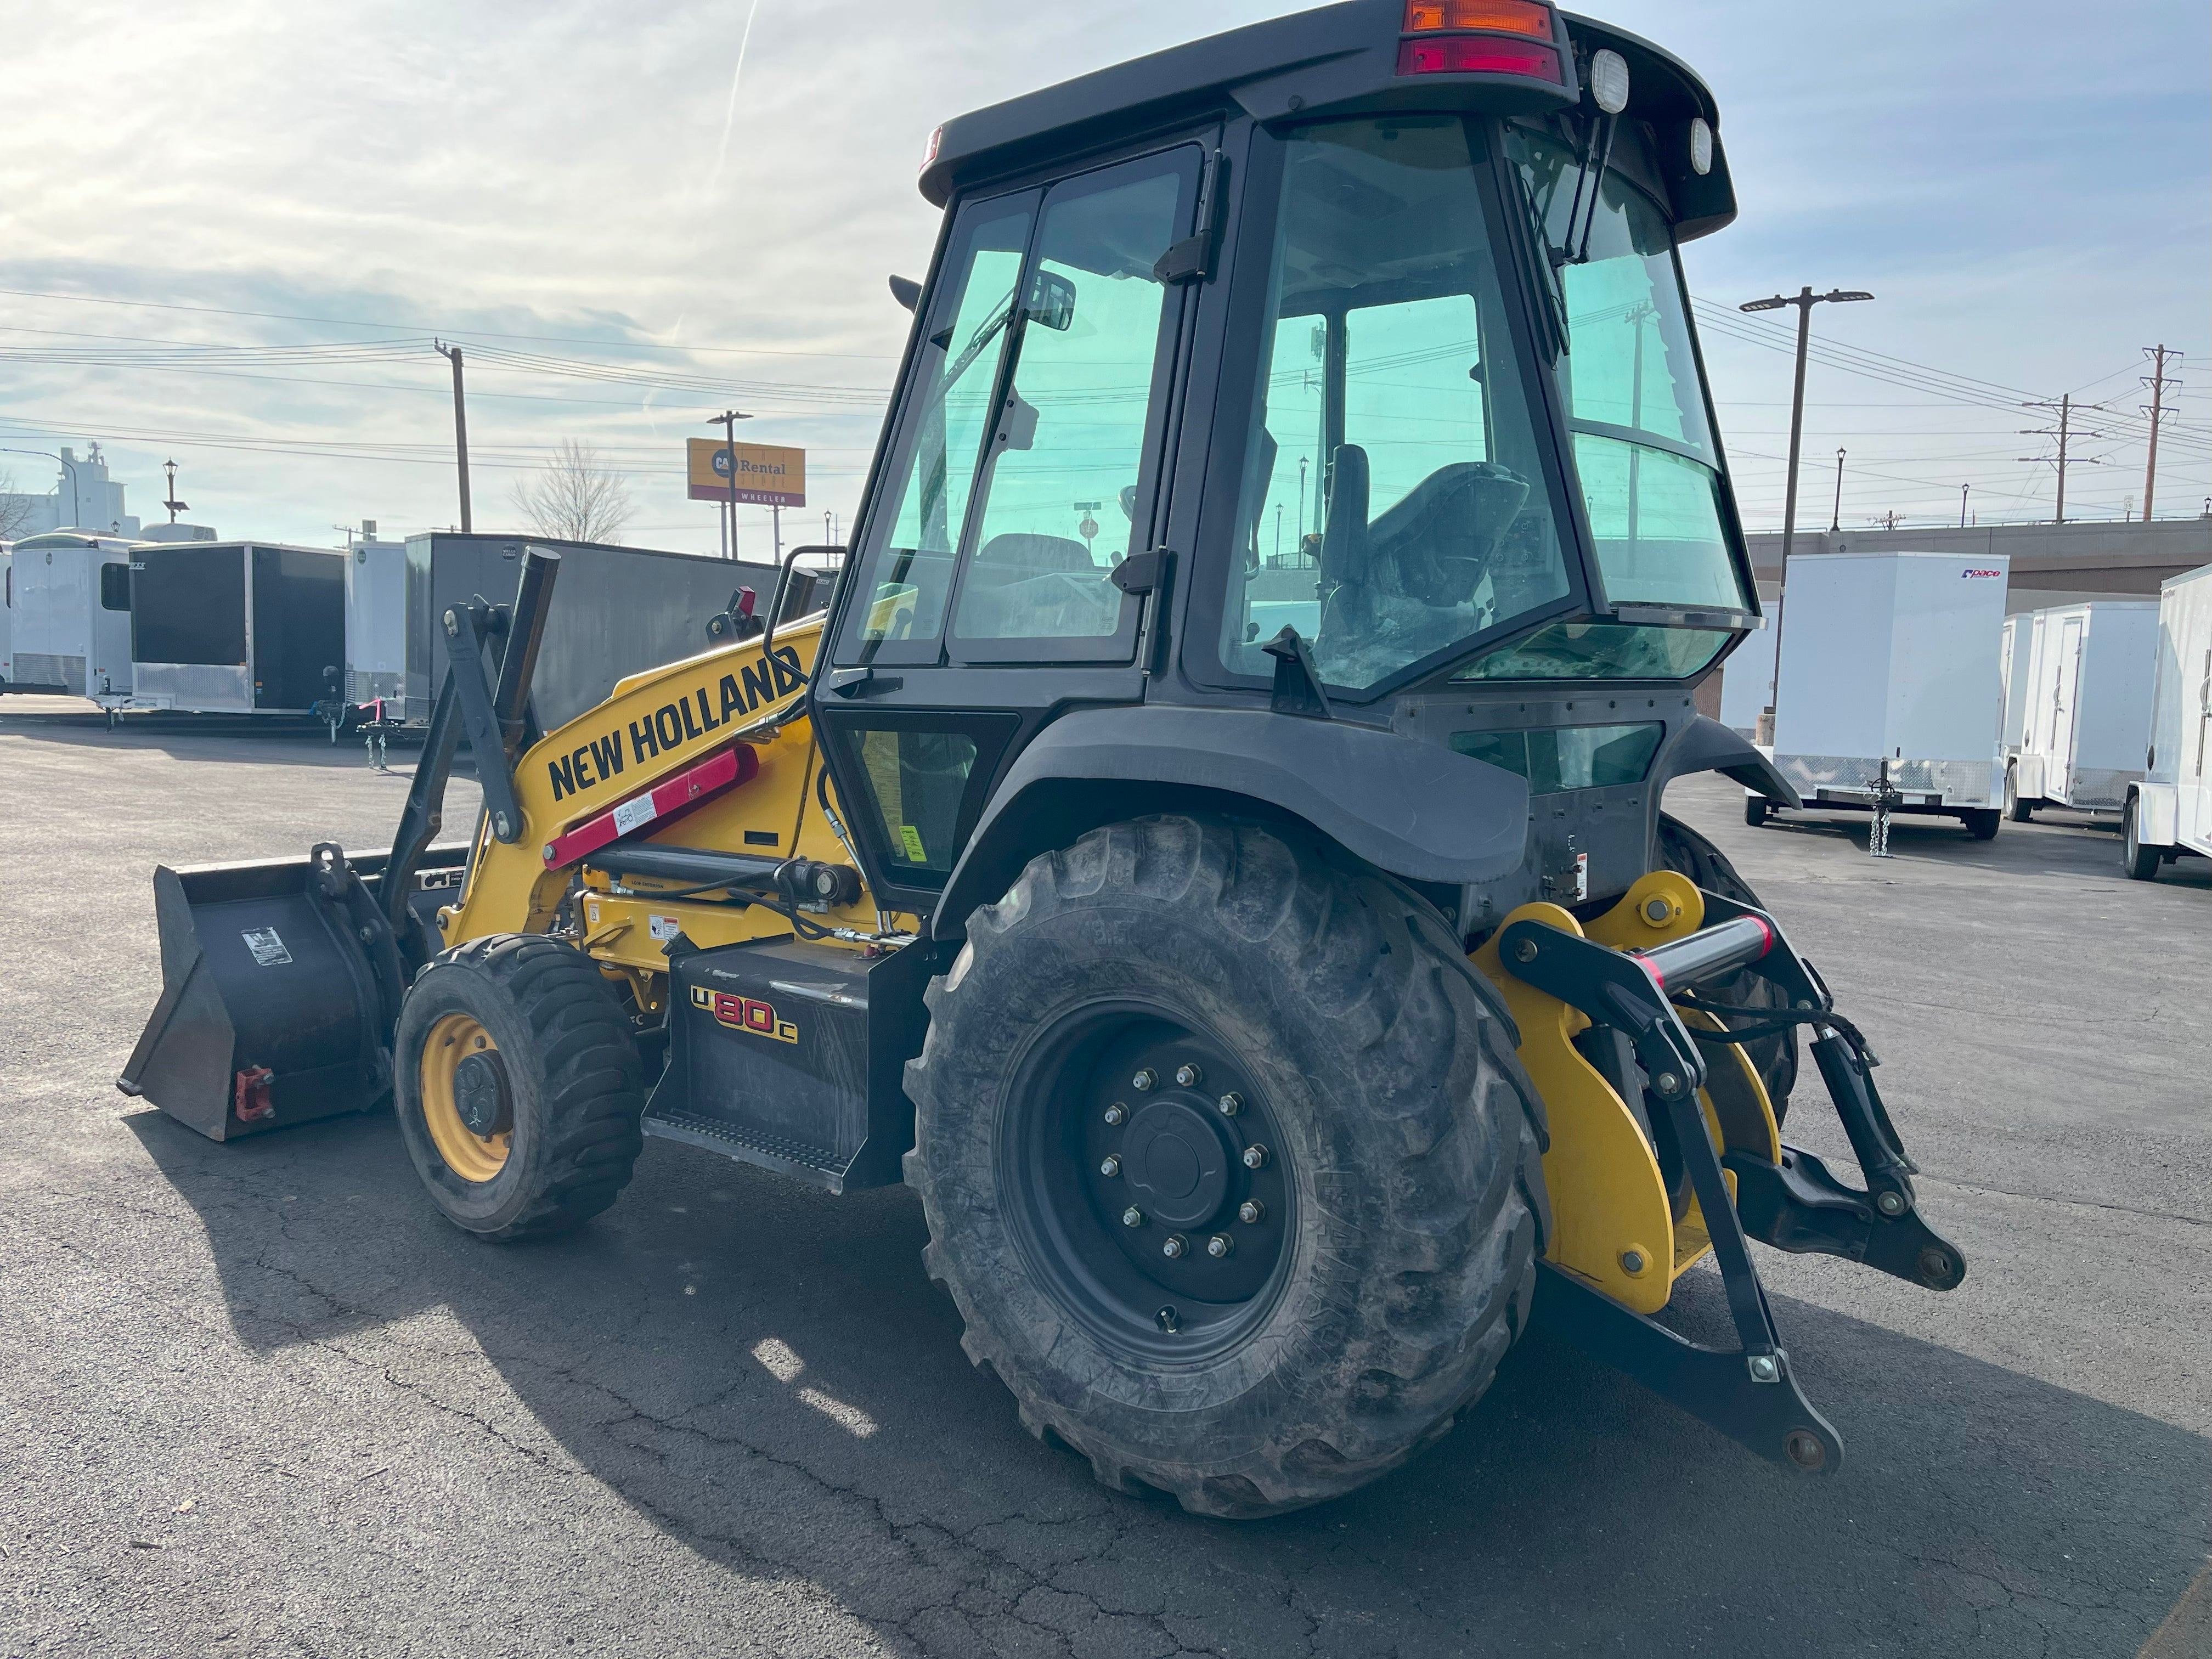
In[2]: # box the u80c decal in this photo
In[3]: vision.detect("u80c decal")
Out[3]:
[691,985,799,1043]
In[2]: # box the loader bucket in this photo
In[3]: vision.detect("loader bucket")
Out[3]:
[117,844,462,1141]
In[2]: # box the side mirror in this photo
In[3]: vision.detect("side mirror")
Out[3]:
[889,275,922,313]
[1027,270,1076,331]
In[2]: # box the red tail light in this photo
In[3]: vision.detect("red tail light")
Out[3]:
[1396,37,1564,80]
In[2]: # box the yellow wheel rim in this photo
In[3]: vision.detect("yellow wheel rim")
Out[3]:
[420,1013,512,1182]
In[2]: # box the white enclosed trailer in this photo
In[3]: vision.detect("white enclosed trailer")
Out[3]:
[1754,549,2012,838]
[2006,600,2158,821]
[3,532,139,696]
[0,547,13,686]
[2121,564,2212,879]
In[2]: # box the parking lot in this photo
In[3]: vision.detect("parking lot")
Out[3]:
[2,708,2207,1659]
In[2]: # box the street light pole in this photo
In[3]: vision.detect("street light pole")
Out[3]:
[1830,448,1846,533]
[432,341,473,532]
[1738,286,1875,720]
[710,410,753,560]
[1960,484,1971,528]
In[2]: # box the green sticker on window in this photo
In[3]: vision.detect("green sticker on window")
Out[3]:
[899,824,928,863]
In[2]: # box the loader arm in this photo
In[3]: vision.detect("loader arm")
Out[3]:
[437,616,897,996]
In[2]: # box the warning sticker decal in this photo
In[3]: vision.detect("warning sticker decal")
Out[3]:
[241,928,293,967]
[649,915,683,943]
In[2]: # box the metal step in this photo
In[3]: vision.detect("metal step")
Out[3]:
[643,1109,857,1194]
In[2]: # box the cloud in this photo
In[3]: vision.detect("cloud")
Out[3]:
[0,0,2203,545]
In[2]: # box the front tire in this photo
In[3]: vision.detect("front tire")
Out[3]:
[905,816,1547,1519]
[2123,796,2163,882]
[394,935,646,1241]
[1961,809,2001,842]
[1744,795,1771,827]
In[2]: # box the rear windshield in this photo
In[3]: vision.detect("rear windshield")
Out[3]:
[1211,116,1576,696]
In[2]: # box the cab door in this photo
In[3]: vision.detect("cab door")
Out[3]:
[815,137,1210,919]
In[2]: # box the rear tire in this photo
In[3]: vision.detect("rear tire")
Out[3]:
[394,935,646,1241]
[905,815,1547,1519]
[1655,815,1799,1121]
[2123,796,2163,882]
[2005,764,2034,823]
[1961,809,2001,842]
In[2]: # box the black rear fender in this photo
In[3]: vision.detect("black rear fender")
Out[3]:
[933,705,1529,940]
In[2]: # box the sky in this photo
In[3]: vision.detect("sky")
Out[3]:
[0,0,2205,555]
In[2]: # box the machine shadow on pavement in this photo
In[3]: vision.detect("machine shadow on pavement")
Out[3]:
[127,1102,2211,1659]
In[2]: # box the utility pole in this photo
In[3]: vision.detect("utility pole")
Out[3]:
[709,410,752,560]
[432,341,473,532]
[2142,345,2182,522]
[1738,285,1875,715]
[1830,448,1846,533]
[2021,393,2104,523]
[1960,484,1971,528]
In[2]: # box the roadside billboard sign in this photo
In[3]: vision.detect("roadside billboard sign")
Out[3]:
[687,438,806,508]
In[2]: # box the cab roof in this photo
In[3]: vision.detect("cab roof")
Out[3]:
[922,0,1734,240]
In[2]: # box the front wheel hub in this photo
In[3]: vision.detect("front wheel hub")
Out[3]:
[1008,1009,1293,1362]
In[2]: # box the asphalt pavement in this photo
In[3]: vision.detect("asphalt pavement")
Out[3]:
[2,706,2205,1658]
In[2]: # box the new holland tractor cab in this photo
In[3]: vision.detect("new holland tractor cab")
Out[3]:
[122,0,1968,1517]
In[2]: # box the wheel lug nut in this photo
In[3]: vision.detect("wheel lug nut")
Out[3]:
[1216,1091,1242,1117]
[1238,1199,1265,1224]
[1131,1069,1157,1092]
[1206,1234,1233,1259]
[1173,1063,1202,1088]
[1099,1155,1121,1177]
[1103,1102,1127,1126]
[1122,1207,1146,1228]
[1162,1234,1188,1259]
[1242,1144,1269,1171]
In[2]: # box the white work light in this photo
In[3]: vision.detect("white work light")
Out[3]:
[1589,48,1630,114]
[1689,117,1714,176]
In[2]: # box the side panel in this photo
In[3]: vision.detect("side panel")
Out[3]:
[2175,574,2212,850]
[344,544,408,702]
[1886,555,2007,767]
[251,546,347,710]
[2070,604,2160,783]
[408,535,778,728]
[1772,555,1895,761]
[2046,614,2085,786]
[2000,616,2033,753]
[1717,618,1775,735]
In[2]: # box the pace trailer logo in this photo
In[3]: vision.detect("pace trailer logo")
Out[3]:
[692,985,799,1043]
[1962,568,2004,579]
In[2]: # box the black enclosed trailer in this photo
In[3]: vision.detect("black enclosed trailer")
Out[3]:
[398,534,784,730]
[129,541,347,714]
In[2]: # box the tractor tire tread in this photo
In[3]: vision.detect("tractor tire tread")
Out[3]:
[905,814,1546,1519]
[400,935,645,1242]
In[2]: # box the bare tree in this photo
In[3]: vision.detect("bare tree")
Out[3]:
[0,466,39,543]
[510,439,634,545]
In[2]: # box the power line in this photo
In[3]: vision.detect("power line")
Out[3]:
[0,285,901,360]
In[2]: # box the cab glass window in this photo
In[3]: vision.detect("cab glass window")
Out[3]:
[951,160,1192,649]
[1509,128,1748,612]
[839,199,1036,662]
[1216,117,1574,696]
[1449,722,1663,793]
